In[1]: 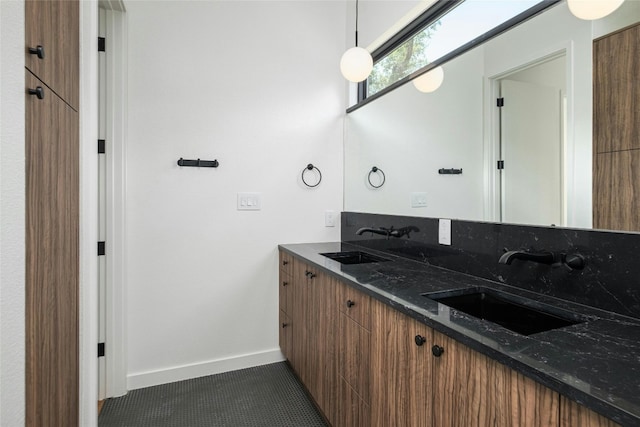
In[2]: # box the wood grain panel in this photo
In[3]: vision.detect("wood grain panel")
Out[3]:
[310,273,338,420]
[511,372,559,427]
[339,312,370,403]
[25,0,79,109]
[560,396,620,427]
[278,270,292,315]
[26,70,79,427]
[279,250,293,276]
[371,300,433,426]
[593,149,640,231]
[338,280,371,330]
[433,330,513,427]
[593,22,640,154]
[336,377,371,427]
[278,310,292,361]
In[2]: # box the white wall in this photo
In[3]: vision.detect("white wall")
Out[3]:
[125,0,346,388]
[0,1,25,425]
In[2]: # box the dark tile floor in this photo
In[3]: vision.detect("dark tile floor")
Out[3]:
[98,362,328,427]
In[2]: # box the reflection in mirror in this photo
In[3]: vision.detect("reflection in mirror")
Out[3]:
[344,1,640,230]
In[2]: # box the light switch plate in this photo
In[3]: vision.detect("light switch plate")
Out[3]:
[439,219,451,245]
[237,193,262,210]
[411,192,427,208]
[325,210,337,227]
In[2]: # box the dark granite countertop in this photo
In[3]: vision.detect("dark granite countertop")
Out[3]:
[279,241,640,426]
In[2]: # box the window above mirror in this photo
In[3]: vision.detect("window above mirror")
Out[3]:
[363,0,556,101]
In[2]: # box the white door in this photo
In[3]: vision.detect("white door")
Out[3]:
[500,79,562,226]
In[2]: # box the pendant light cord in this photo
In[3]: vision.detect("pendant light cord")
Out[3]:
[355,0,359,47]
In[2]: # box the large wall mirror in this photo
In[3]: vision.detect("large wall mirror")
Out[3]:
[344,0,640,230]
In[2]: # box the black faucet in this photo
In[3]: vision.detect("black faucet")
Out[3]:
[356,226,419,239]
[499,249,585,270]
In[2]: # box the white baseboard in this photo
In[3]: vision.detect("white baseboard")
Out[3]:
[126,348,285,390]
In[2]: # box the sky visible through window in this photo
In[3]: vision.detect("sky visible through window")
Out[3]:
[367,0,543,96]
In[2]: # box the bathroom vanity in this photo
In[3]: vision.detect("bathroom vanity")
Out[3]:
[278,213,640,426]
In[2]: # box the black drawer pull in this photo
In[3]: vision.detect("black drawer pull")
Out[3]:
[28,87,45,100]
[346,300,355,308]
[282,323,288,328]
[282,260,289,266]
[29,45,45,59]
[415,335,427,346]
[432,345,444,357]
[282,281,289,287]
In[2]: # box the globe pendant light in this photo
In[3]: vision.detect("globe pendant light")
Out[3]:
[340,0,373,82]
[567,0,625,20]
[413,66,444,93]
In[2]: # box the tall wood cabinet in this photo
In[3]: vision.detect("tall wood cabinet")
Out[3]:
[25,1,79,426]
[593,22,640,231]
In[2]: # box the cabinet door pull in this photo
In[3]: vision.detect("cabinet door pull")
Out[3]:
[415,335,427,346]
[28,87,45,100]
[346,300,355,308]
[28,45,45,59]
[282,323,288,328]
[432,345,444,357]
[282,281,288,287]
[282,260,289,266]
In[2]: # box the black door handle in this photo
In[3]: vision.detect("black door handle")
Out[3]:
[28,87,45,100]
[346,300,355,308]
[415,335,427,346]
[29,45,45,59]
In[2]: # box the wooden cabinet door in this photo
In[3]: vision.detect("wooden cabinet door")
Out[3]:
[279,310,293,361]
[432,330,513,427]
[339,312,370,403]
[279,271,293,316]
[593,23,640,154]
[371,300,433,426]
[25,0,79,108]
[510,372,559,427]
[560,397,620,427]
[25,70,79,427]
[308,272,338,421]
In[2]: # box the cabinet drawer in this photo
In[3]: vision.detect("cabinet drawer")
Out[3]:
[279,250,294,276]
[339,282,371,330]
[279,271,293,315]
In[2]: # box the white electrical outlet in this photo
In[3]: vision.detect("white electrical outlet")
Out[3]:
[237,193,262,210]
[411,192,428,208]
[325,210,337,227]
[438,219,451,245]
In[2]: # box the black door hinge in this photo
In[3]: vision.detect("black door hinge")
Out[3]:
[497,160,505,170]
[98,139,106,154]
[98,342,105,357]
[497,97,504,107]
[98,37,106,52]
[98,241,106,256]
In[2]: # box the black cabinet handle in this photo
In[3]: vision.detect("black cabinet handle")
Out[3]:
[28,87,45,100]
[415,335,427,346]
[282,323,288,328]
[305,271,316,279]
[432,345,444,357]
[282,281,288,287]
[282,260,289,266]
[29,45,45,59]
[346,300,355,308]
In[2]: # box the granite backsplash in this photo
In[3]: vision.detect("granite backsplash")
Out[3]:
[342,211,640,320]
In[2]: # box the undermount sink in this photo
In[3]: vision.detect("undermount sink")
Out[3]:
[320,251,391,265]
[423,288,587,336]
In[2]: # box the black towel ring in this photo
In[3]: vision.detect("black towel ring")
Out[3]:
[368,166,386,188]
[301,164,322,188]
